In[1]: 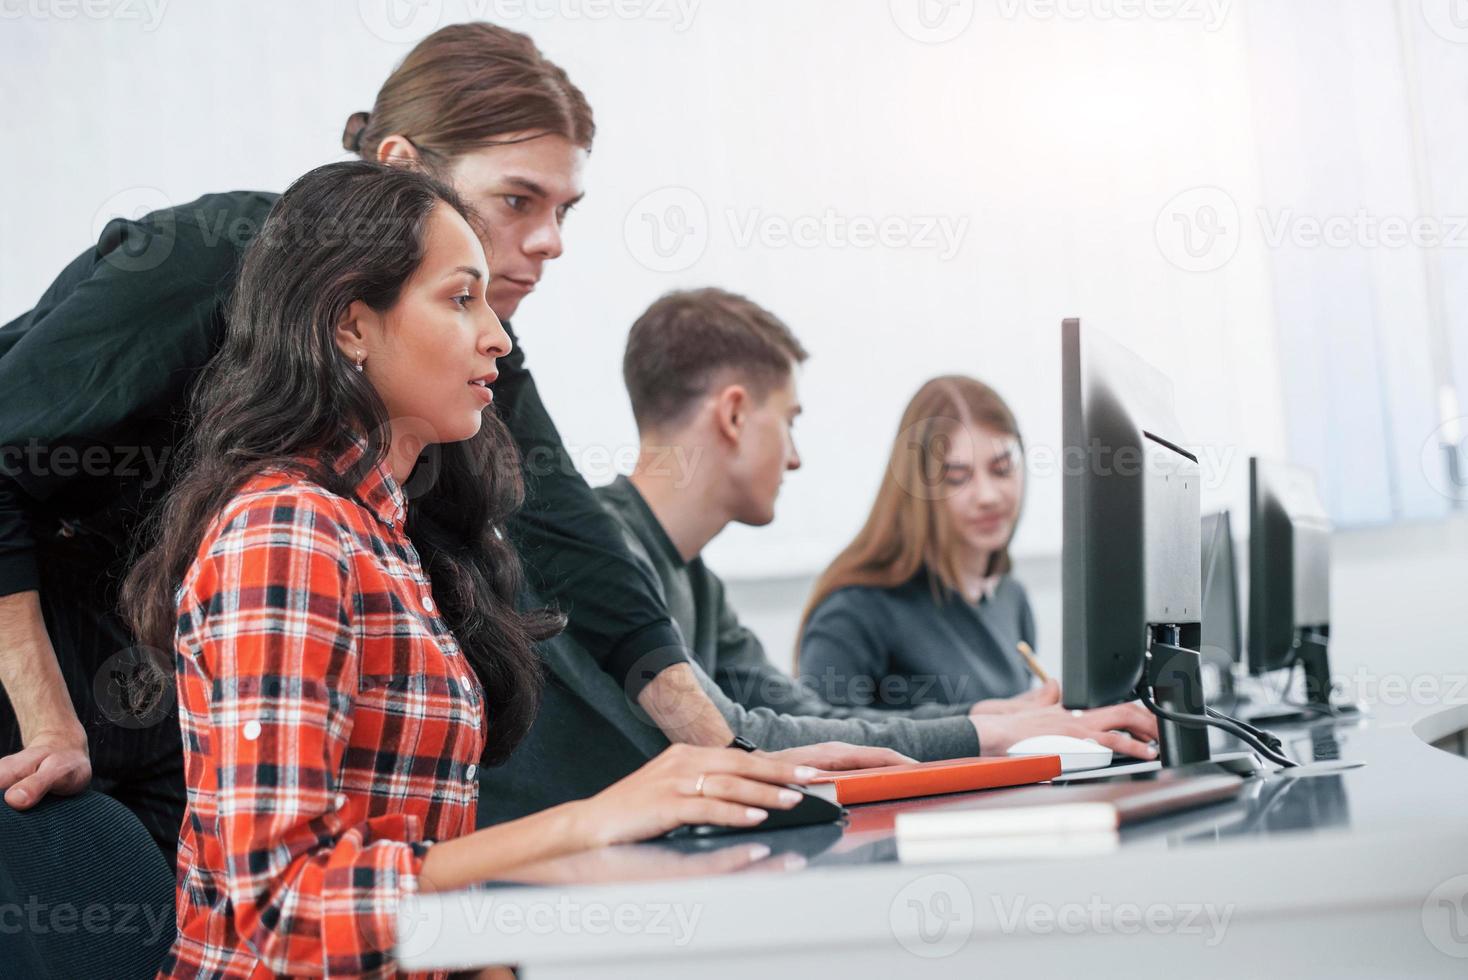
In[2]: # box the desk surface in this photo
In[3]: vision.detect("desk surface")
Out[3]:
[401,695,1468,978]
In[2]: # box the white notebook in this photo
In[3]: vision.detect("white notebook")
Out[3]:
[898,830,1120,864]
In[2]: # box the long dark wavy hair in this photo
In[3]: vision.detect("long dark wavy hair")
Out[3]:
[123,160,562,764]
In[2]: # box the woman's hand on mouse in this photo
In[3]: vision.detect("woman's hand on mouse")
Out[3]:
[568,744,818,849]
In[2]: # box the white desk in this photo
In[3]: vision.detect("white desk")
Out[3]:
[400,698,1468,978]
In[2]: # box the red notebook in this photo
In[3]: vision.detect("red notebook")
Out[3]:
[807,755,1062,806]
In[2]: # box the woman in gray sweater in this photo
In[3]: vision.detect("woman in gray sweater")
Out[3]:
[798,376,1042,710]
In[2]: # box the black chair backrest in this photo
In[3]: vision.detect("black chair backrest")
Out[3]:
[0,791,174,979]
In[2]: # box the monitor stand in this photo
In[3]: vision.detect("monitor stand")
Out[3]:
[1147,631,1212,767]
[1240,632,1363,725]
[1296,629,1362,717]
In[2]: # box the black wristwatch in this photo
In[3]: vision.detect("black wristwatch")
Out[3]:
[727,735,758,752]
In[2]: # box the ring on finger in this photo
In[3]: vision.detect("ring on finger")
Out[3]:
[693,773,707,796]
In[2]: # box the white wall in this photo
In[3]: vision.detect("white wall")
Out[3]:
[1,0,1286,581]
[1,1,1459,583]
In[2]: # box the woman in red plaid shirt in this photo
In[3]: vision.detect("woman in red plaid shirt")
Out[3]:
[121,162,819,978]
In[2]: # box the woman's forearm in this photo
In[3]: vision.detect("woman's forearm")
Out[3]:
[417,800,593,893]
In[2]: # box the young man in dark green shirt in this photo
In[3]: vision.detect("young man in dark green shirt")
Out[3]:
[595,288,1161,762]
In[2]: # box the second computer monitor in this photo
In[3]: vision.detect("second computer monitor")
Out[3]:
[1248,457,1332,675]
[1201,510,1243,668]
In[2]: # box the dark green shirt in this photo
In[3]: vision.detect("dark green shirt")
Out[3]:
[595,476,980,761]
[799,572,1038,709]
[0,190,686,693]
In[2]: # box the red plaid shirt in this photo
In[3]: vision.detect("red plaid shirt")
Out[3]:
[160,447,485,978]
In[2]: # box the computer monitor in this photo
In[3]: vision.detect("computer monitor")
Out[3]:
[1061,318,1211,766]
[1247,457,1345,709]
[1200,510,1243,701]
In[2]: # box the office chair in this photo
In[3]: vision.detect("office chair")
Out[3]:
[0,790,175,979]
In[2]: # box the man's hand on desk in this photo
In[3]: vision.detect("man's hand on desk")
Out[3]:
[761,742,914,771]
[970,678,1062,715]
[970,701,1160,760]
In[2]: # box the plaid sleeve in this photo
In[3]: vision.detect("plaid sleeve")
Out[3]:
[185,488,426,975]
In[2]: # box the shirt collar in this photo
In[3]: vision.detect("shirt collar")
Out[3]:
[325,439,407,530]
[610,475,689,569]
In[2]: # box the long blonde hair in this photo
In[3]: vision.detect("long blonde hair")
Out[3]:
[797,376,1024,660]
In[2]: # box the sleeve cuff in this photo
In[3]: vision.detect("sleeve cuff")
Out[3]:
[608,621,691,698]
[0,550,41,598]
[920,716,983,762]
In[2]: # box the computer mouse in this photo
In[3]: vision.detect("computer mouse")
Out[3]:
[1006,735,1114,772]
[662,785,846,839]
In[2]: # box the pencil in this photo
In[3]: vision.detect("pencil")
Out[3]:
[1016,641,1050,684]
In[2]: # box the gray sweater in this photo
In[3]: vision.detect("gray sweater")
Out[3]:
[474,483,983,829]
[798,574,1037,710]
[595,477,980,761]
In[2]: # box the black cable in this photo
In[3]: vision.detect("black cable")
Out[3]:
[1204,705,1286,753]
[1136,685,1297,768]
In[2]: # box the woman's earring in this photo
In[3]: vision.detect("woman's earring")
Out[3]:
[355,351,365,373]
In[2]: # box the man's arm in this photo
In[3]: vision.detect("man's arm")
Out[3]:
[492,331,730,745]
[0,204,248,804]
[692,652,981,762]
[0,591,89,807]
[629,661,733,746]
